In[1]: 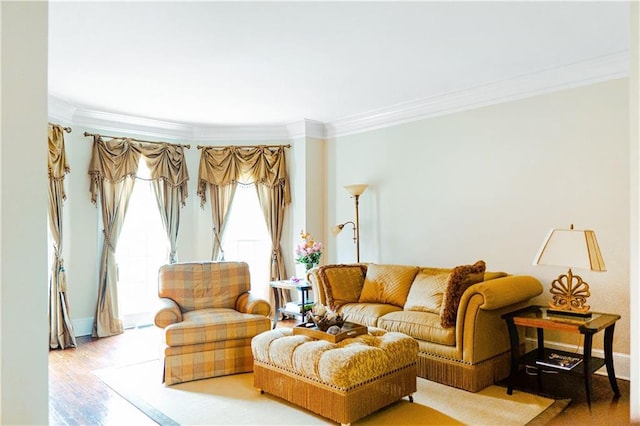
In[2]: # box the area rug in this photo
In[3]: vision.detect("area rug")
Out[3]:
[95,359,568,425]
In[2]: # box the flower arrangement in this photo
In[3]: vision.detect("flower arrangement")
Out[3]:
[295,230,322,270]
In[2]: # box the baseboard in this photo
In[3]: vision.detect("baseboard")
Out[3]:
[72,317,94,337]
[525,337,630,381]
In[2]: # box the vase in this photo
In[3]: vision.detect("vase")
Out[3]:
[305,262,318,272]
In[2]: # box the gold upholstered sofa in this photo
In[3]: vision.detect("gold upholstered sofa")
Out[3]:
[307,261,543,392]
[154,261,272,385]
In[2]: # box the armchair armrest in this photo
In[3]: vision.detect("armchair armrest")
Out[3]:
[154,297,182,328]
[468,275,543,311]
[236,292,271,316]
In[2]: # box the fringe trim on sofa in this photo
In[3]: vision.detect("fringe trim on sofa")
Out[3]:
[417,351,511,393]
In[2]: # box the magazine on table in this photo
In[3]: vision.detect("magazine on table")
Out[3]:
[535,352,583,370]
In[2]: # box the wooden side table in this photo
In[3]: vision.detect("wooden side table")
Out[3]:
[502,305,620,406]
[269,280,313,329]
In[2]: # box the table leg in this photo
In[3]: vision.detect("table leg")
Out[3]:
[505,317,519,395]
[604,323,621,397]
[536,328,544,392]
[583,332,593,407]
[300,288,307,323]
[272,287,280,329]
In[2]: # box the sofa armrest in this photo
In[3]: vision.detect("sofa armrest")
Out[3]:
[154,297,182,328]
[455,275,542,364]
[236,292,271,317]
[307,268,326,306]
[469,275,543,311]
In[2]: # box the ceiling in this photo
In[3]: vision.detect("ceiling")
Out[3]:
[48,1,630,128]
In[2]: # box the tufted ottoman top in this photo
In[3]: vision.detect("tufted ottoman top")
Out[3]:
[251,327,418,390]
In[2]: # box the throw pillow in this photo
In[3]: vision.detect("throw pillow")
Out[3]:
[440,260,486,328]
[404,269,451,313]
[318,264,367,310]
[359,264,420,307]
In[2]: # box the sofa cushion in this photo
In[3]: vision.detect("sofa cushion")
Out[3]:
[338,303,403,327]
[317,264,367,310]
[378,310,455,346]
[440,260,486,328]
[404,269,451,313]
[358,264,420,307]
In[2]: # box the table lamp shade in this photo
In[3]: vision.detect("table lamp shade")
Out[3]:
[533,228,606,272]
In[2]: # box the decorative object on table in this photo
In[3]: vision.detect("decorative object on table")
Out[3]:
[533,224,606,317]
[295,230,322,271]
[332,183,368,262]
[294,320,368,343]
[304,303,344,331]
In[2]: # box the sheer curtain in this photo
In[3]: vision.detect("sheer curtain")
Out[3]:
[48,123,76,349]
[89,135,189,337]
[197,145,291,307]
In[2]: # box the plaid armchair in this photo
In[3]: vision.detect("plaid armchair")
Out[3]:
[154,261,271,385]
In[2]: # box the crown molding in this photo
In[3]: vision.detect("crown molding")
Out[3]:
[48,51,628,141]
[72,107,194,140]
[324,51,629,138]
[48,97,76,126]
[286,119,326,139]
[192,123,292,141]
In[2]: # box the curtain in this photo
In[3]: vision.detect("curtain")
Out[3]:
[198,145,291,308]
[89,136,189,337]
[145,143,189,264]
[48,123,76,349]
[208,183,236,261]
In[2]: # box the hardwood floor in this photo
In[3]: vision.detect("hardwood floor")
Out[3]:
[49,326,162,426]
[49,324,631,425]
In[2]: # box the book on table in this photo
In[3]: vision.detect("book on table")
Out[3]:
[536,352,583,370]
[284,301,314,313]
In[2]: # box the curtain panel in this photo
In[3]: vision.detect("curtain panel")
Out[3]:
[48,123,76,349]
[197,145,291,309]
[88,135,189,337]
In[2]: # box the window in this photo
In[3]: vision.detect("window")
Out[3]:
[221,184,271,300]
[115,160,169,328]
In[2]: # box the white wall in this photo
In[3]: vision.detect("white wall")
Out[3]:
[629,2,639,421]
[328,79,630,359]
[0,1,49,423]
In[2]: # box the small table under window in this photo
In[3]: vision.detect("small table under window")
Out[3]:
[269,280,313,329]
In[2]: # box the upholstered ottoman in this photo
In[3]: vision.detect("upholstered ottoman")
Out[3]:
[251,327,418,426]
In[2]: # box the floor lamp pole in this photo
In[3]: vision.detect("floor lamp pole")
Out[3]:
[354,194,361,263]
[340,184,368,263]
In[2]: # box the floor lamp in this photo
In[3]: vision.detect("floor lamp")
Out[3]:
[332,184,367,262]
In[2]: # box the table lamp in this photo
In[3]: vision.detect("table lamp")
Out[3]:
[533,224,606,317]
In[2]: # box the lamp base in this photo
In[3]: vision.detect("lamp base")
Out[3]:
[548,268,592,316]
[547,308,593,318]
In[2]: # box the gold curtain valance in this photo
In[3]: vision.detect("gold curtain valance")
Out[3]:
[197,145,290,207]
[48,124,71,181]
[88,135,190,206]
